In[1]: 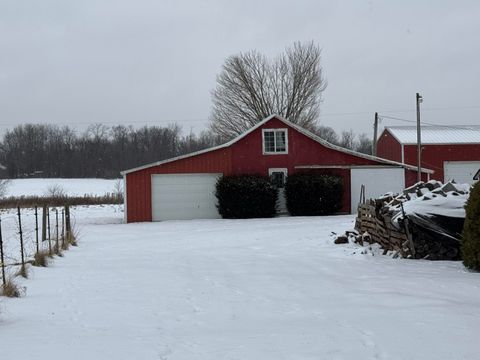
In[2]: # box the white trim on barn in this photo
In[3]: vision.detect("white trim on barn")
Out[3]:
[123,173,128,223]
[295,164,432,172]
[262,128,289,155]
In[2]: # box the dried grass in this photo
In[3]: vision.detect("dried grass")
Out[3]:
[53,243,63,257]
[33,250,50,267]
[66,225,80,247]
[0,193,123,209]
[1,278,22,298]
[61,238,70,251]
[16,264,29,279]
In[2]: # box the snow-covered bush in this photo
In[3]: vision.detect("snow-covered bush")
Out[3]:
[461,181,480,271]
[215,175,277,219]
[285,173,343,216]
[45,184,66,198]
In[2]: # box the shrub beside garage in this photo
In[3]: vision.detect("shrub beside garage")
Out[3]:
[215,175,278,219]
[286,173,343,216]
[461,181,480,271]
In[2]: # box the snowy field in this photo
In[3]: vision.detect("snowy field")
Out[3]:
[3,178,120,197]
[1,206,480,359]
[0,178,122,268]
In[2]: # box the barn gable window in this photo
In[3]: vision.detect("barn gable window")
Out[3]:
[262,129,288,154]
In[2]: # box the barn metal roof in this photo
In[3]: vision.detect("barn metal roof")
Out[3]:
[385,125,480,145]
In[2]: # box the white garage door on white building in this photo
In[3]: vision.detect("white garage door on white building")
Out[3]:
[151,173,222,221]
[350,167,405,214]
[444,161,480,185]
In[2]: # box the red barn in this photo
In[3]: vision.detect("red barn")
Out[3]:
[377,126,480,184]
[122,115,432,222]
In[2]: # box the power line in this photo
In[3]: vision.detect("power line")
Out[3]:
[321,104,480,117]
[378,114,480,132]
[377,115,416,124]
[421,105,480,111]
[0,103,479,130]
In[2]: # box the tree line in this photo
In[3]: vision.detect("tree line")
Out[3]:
[0,124,221,178]
[0,122,372,179]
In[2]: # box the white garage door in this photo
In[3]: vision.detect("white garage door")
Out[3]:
[351,167,405,214]
[152,174,222,221]
[444,161,480,185]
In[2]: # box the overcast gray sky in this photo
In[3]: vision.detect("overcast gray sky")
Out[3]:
[1,0,479,137]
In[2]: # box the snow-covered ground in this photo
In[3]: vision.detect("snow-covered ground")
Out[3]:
[1,207,480,359]
[3,178,120,197]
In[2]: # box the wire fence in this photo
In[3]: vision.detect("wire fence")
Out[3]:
[0,205,74,291]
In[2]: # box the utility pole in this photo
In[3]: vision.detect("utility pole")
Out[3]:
[416,92,423,182]
[372,112,379,156]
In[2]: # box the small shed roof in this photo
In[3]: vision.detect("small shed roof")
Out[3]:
[385,125,480,145]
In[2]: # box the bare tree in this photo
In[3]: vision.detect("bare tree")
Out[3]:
[338,130,373,154]
[355,133,373,155]
[85,123,110,141]
[45,184,66,198]
[113,178,123,198]
[311,125,339,145]
[210,41,327,140]
[339,129,356,150]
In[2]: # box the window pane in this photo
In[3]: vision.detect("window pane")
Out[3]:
[264,131,275,152]
[275,131,286,152]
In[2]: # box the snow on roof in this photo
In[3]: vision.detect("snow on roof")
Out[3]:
[385,125,480,145]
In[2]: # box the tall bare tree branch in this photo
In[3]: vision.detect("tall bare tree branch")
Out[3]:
[210,41,327,140]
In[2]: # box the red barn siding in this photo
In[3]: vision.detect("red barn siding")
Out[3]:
[377,129,480,183]
[126,148,232,223]
[377,130,403,163]
[227,118,379,214]
[125,117,419,222]
[404,168,429,187]
[403,144,480,182]
[230,118,380,174]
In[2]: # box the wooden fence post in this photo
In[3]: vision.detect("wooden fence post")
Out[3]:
[42,205,47,242]
[47,207,51,240]
[47,208,52,255]
[61,208,65,248]
[55,208,59,254]
[17,207,24,265]
[35,206,39,254]
[17,207,25,269]
[65,205,71,242]
[0,217,5,288]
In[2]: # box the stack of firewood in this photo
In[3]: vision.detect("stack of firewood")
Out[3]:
[335,181,469,260]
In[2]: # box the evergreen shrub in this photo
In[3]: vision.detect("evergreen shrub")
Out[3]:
[461,181,480,271]
[285,173,343,216]
[215,175,278,219]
